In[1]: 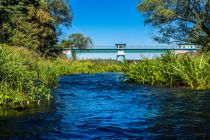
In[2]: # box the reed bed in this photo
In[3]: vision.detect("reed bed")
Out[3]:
[0,45,121,108]
[121,52,210,90]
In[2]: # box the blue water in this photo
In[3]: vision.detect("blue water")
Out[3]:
[0,73,210,139]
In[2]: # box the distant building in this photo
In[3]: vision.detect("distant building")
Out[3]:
[177,43,200,49]
[175,42,200,54]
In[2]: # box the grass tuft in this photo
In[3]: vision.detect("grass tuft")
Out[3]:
[0,44,121,108]
[122,52,210,90]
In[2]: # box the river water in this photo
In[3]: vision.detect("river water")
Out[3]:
[0,73,210,139]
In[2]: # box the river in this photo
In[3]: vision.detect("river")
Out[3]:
[0,73,210,139]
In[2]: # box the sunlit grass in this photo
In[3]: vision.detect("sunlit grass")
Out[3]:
[0,45,121,108]
[122,52,210,90]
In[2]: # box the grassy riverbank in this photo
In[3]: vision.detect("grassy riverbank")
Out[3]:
[0,45,121,108]
[122,52,210,90]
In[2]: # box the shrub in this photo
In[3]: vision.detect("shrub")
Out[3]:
[0,45,121,108]
[122,52,210,90]
[0,45,51,108]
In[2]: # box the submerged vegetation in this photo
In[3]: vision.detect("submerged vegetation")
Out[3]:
[122,52,210,90]
[0,45,121,108]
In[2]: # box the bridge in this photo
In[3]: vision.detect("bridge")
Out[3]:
[63,48,199,53]
[63,45,200,60]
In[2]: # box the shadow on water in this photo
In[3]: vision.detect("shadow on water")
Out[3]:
[0,73,210,139]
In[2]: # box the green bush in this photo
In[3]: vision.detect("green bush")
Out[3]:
[0,45,121,108]
[0,45,51,108]
[122,52,210,90]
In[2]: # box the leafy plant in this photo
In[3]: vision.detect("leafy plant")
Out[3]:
[0,44,121,108]
[122,52,210,89]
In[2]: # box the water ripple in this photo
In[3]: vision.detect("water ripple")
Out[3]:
[0,73,210,139]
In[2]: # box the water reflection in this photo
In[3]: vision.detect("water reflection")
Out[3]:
[0,73,209,139]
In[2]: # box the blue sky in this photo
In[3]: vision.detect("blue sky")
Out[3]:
[61,0,158,46]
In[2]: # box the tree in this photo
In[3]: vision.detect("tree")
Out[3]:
[138,0,210,50]
[0,0,72,56]
[60,33,93,59]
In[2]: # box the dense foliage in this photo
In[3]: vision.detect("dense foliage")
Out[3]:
[0,0,72,56]
[122,52,210,90]
[138,0,210,50]
[60,33,93,59]
[0,45,51,108]
[0,44,121,108]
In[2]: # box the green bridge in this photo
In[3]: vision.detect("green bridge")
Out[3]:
[63,45,200,60]
[63,48,200,53]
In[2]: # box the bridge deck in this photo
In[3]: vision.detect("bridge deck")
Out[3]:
[63,48,199,53]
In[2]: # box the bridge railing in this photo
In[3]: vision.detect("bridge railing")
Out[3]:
[62,47,200,53]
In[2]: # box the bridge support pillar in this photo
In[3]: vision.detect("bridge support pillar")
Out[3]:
[63,50,72,59]
[117,55,126,61]
[115,44,126,61]
[116,50,126,61]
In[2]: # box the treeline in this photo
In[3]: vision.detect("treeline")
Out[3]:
[121,0,210,89]
[138,0,210,50]
[0,0,104,109]
[0,0,72,57]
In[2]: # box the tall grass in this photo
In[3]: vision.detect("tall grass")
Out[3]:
[122,52,210,90]
[0,44,121,108]
[0,46,51,108]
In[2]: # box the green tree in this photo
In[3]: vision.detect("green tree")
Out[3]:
[138,0,210,50]
[0,0,72,56]
[60,33,93,59]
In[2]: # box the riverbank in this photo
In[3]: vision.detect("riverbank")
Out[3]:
[1,44,209,109]
[122,52,210,90]
[0,45,121,109]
